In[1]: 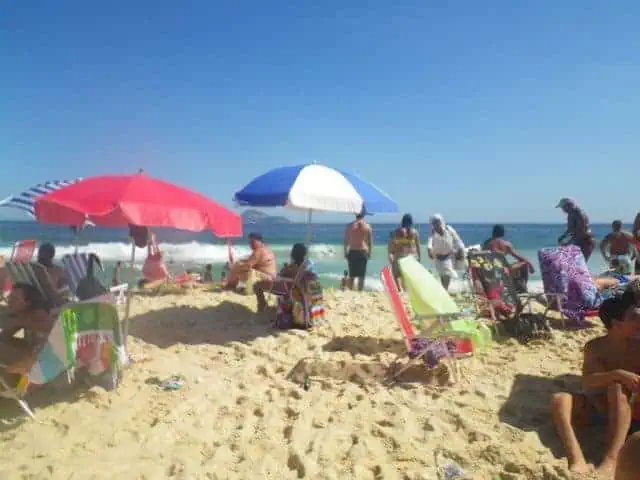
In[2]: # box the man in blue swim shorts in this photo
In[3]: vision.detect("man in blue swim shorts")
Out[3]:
[550,291,640,476]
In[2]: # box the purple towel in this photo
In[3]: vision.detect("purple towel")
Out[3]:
[538,246,599,324]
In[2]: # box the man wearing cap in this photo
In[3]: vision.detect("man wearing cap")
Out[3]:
[557,198,596,261]
[427,214,465,291]
[344,209,373,291]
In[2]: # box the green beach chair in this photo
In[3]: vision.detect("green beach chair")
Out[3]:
[382,257,491,383]
[0,302,125,419]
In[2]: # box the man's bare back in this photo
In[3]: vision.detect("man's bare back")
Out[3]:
[345,220,371,253]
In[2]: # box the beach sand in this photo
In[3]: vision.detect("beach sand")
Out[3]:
[0,288,606,479]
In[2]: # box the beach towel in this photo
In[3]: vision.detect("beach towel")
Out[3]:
[275,269,325,329]
[468,251,518,319]
[538,246,598,324]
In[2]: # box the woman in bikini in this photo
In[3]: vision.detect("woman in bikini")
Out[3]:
[387,213,421,291]
[550,290,640,475]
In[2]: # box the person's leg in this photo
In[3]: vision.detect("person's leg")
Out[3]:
[549,392,590,472]
[581,238,595,262]
[598,383,633,474]
[616,431,640,480]
[347,252,355,290]
[441,275,451,291]
[253,278,274,313]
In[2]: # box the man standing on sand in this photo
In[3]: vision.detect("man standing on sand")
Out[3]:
[427,214,465,291]
[557,198,596,261]
[601,221,636,274]
[344,209,372,291]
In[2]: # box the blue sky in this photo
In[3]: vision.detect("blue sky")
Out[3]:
[1,1,639,224]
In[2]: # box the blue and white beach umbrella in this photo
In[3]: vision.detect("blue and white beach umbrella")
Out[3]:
[0,179,83,218]
[233,164,398,214]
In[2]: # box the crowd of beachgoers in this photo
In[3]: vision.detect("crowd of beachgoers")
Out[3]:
[1,197,640,479]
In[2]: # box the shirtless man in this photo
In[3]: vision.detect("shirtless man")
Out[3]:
[224,233,276,291]
[601,221,636,275]
[344,210,373,291]
[550,291,640,475]
[483,224,535,292]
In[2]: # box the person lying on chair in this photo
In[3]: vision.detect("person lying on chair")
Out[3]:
[550,292,640,475]
[253,243,307,313]
[0,283,53,375]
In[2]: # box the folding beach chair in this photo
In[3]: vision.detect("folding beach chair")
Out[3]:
[270,260,326,329]
[538,246,613,326]
[381,257,491,384]
[1,239,37,298]
[0,302,125,418]
[4,262,67,309]
[61,252,129,305]
[10,240,36,264]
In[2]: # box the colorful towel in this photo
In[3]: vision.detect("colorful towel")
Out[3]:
[276,270,325,329]
[538,246,598,324]
[468,251,518,319]
[28,302,125,385]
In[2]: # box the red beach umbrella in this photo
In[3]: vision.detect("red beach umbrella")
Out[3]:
[34,172,242,238]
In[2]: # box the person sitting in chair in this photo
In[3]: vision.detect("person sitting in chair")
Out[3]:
[37,243,69,290]
[483,224,535,293]
[224,233,277,293]
[253,243,307,313]
[0,283,53,375]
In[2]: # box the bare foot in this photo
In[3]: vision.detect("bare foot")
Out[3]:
[568,460,590,474]
[596,456,616,478]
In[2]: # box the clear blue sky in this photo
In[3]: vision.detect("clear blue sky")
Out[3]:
[1,1,639,223]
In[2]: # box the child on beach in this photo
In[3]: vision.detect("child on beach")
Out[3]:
[340,270,349,290]
[550,291,640,475]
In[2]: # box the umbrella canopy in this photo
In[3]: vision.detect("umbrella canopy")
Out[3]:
[233,164,398,214]
[35,173,242,238]
[0,179,83,218]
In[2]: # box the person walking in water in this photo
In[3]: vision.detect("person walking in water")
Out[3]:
[427,214,465,291]
[556,198,596,261]
[344,209,372,291]
[600,220,636,274]
[388,213,421,291]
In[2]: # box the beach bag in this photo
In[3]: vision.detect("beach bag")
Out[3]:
[76,254,109,300]
[142,234,168,281]
[503,313,552,344]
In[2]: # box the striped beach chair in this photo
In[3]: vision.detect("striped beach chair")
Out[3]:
[0,302,125,419]
[1,240,37,298]
[4,262,67,308]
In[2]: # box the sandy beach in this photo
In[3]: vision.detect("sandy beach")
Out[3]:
[0,288,605,479]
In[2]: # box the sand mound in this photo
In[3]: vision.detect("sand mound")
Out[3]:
[0,289,604,479]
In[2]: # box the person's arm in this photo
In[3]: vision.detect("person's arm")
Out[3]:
[366,227,373,259]
[600,235,611,262]
[344,225,350,258]
[414,231,421,262]
[427,235,434,259]
[387,236,395,264]
[582,343,640,392]
[505,243,535,273]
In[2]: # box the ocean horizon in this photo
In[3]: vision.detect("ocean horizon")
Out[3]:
[0,220,621,292]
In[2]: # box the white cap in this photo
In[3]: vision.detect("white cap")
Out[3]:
[430,213,444,224]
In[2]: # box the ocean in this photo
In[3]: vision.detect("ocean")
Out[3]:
[0,221,614,292]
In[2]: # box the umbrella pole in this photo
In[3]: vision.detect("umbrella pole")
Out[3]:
[305,209,313,245]
[123,240,136,348]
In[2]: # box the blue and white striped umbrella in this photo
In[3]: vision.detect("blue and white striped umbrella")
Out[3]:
[0,179,82,218]
[233,164,398,214]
